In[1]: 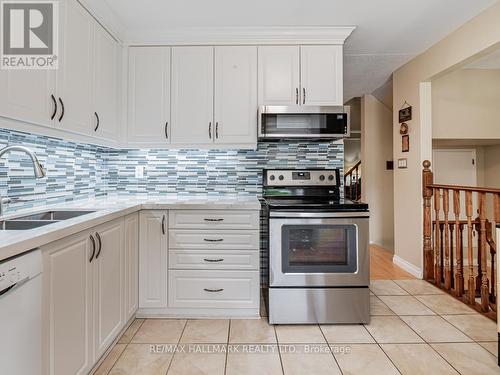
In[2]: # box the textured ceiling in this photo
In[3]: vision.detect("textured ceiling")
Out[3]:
[94,0,498,100]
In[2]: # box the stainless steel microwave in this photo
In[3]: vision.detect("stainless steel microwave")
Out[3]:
[258,105,350,140]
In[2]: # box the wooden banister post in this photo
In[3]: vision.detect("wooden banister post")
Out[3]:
[479,193,489,312]
[454,190,464,296]
[422,160,434,281]
[466,191,475,304]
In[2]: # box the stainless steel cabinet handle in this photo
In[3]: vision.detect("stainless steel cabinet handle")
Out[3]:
[50,95,57,120]
[95,232,102,259]
[215,122,219,139]
[204,288,223,293]
[303,88,306,104]
[161,215,166,235]
[203,238,224,242]
[89,235,96,263]
[204,218,224,222]
[295,88,299,105]
[164,122,168,139]
[203,258,224,262]
[209,122,212,139]
[94,112,100,132]
[58,98,64,122]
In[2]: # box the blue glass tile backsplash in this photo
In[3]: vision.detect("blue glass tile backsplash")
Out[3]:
[0,128,344,212]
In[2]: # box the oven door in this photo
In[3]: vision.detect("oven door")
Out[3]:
[269,212,369,287]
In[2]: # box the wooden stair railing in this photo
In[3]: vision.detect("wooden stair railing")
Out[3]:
[344,160,361,201]
[423,160,500,316]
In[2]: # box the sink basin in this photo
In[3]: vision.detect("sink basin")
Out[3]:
[0,220,59,230]
[12,210,96,221]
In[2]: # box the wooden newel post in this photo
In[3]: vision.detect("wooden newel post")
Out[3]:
[423,160,434,281]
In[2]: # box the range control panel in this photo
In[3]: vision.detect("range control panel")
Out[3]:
[264,169,339,187]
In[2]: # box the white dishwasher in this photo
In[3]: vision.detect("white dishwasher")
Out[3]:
[0,249,42,375]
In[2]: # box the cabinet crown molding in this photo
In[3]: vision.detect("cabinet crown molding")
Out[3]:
[124,26,356,46]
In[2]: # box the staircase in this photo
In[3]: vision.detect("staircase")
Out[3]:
[344,160,361,201]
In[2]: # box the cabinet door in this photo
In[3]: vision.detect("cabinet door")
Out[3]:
[92,24,120,143]
[258,46,300,106]
[93,219,124,359]
[124,213,139,320]
[0,69,56,127]
[56,0,93,135]
[214,46,257,146]
[171,47,214,145]
[43,233,93,375]
[128,47,171,146]
[139,211,168,308]
[300,45,343,106]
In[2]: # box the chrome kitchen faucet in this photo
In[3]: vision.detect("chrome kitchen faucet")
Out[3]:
[0,145,46,215]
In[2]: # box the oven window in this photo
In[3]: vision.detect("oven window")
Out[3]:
[281,224,357,273]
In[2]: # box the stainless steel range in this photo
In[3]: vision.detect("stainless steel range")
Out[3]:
[262,168,370,324]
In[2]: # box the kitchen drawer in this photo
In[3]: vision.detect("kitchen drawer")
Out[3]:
[169,210,259,230]
[168,270,259,309]
[169,230,259,250]
[169,250,259,270]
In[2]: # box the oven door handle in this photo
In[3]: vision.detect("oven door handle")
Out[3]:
[269,211,370,218]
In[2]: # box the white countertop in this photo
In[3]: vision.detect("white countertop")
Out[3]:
[0,194,261,262]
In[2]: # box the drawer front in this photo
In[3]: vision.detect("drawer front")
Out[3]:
[169,230,259,250]
[169,210,259,230]
[169,250,259,270]
[168,270,259,309]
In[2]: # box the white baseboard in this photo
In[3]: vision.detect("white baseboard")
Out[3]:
[393,255,423,279]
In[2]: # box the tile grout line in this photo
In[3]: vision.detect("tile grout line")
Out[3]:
[164,319,189,375]
[224,320,230,375]
[105,318,146,375]
[318,324,344,375]
[273,321,286,375]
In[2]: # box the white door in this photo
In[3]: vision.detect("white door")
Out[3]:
[124,213,139,320]
[258,46,300,106]
[171,47,214,145]
[127,47,171,146]
[300,45,343,106]
[433,149,477,217]
[92,24,119,143]
[139,211,168,308]
[0,69,56,128]
[56,0,93,135]
[93,219,124,359]
[214,46,257,145]
[43,233,93,375]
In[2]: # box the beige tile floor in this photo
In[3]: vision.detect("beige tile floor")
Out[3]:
[95,280,499,375]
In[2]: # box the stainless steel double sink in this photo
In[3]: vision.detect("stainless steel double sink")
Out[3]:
[0,210,97,230]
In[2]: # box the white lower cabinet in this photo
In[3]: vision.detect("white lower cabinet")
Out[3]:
[138,209,260,317]
[92,219,124,360]
[42,232,93,375]
[139,210,168,309]
[42,216,135,375]
[124,213,139,321]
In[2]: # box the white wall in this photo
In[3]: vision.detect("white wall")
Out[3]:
[392,2,500,277]
[361,94,394,250]
[483,145,500,188]
[432,69,500,139]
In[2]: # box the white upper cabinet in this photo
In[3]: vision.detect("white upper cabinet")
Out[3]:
[0,69,56,128]
[258,45,344,106]
[171,47,214,145]
[300,45,343,106]
[56,0,94,135]
[258,46,300,106]
[127,47,171,146]
[92,24,120,143]
[214,46,257,146]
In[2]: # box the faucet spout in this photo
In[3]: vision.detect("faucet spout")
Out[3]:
[0,145,46,178]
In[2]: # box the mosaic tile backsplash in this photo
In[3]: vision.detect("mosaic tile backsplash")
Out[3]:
[0,128,344,213]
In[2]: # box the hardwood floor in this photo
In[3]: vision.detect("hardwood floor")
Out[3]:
[370,245,415,280]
